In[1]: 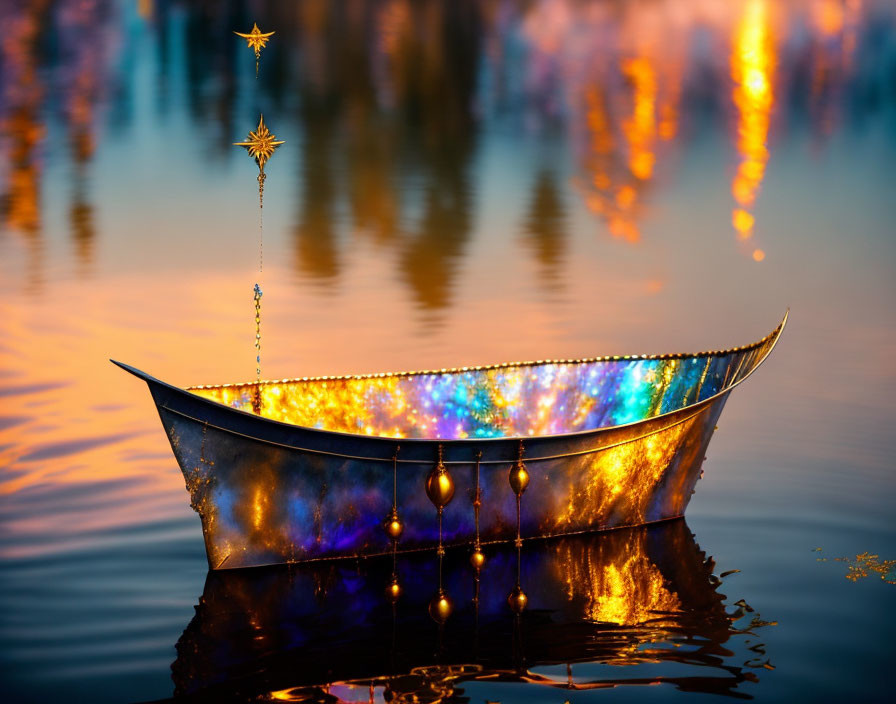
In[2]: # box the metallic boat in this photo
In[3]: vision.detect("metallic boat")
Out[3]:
[113,313,786,570]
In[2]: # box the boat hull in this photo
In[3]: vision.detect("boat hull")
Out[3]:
[116,314,784,570]
[145,378,726,569]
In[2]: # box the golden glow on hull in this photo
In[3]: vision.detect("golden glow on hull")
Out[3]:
[554,414,696,533]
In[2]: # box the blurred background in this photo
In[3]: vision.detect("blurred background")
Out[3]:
[0,0,894,701]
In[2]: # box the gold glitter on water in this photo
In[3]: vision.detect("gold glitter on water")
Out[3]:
[814,549,896,585]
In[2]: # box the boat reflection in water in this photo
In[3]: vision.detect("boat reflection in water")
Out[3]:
[171,520,774,701]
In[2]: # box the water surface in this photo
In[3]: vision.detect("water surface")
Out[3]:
[1,0,894,701]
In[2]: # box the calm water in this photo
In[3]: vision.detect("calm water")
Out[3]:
[1,0,894,701]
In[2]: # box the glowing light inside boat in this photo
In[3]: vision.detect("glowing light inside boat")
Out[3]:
[190,343,769,440]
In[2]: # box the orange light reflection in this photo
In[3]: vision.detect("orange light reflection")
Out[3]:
[731,0,775,256]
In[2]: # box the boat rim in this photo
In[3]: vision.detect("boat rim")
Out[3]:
[111,310,787,449]
[189,310,788,390]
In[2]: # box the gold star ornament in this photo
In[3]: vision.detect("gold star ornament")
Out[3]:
[235,23,274,55]
[234,115,284,172]
[235,23,274,75]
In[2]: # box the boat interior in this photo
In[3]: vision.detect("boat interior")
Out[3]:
[188,322,782,440]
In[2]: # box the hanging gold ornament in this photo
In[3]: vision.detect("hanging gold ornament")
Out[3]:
[425,445,455,509]
[234,23,274,77]
[384,507,404,540]
[470,449,485,571]
[507,584,528,614]
[234,114,285,174]
[428,589,453,624]
[386,577,402,603]
[425,445,454,619]
[508,508,527,614]
[427,445,454,558]
[235,117,283,383]
[384,446,403,539]
[234,114,284,275]
[470,549,486,570]
[508,453,529,497]
[509,441,528,549]
[384,446,403,602]
[252,282,263,385]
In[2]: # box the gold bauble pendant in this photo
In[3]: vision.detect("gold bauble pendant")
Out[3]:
[508,459,530,496]
[383,509,403,540]
[470,548,486,570]
[507,585,528,613]
[387,578,402,603]
[425,463,455,509]
[428,590,453,624]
